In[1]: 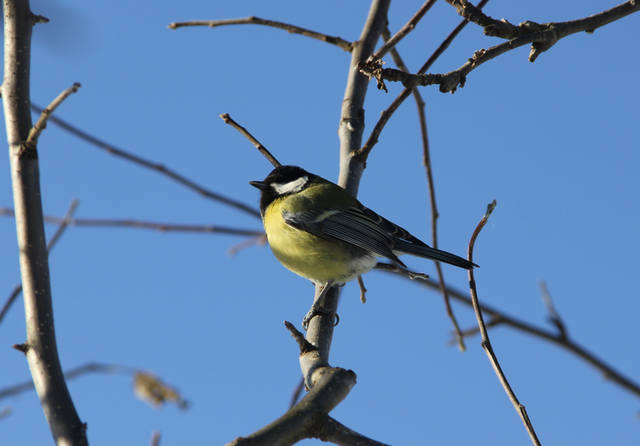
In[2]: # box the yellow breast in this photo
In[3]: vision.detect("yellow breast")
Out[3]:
[263,194,376,285]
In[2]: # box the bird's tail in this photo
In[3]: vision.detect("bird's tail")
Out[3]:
[394,240,476,270]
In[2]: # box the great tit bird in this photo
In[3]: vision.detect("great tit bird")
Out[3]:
[250,165,475,328]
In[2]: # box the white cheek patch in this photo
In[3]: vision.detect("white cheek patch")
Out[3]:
[271,176,309,194]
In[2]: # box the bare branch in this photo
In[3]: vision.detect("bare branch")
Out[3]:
[0,209,264,237]
[539,281,568,340]
[169,16,353,52]
[0,201,78,327]
[30,104,261,219]
[289,378,305,409]
[2,0,87,443]
[336,0,391,193]
[26,82,81,148]
[379,265,640,399]
[374,262,429,281]
[302,0,390,403]
[150,431,161,446]
[362,1,640,92]
[354,0,489,162]
[466,200,541,445]
[381,27,466,352]
[313,416,390,446]
[1,362,188,410]
[369,0,437,63]
[443,0,519,38]
[219,113,281,168]
[226,368,356,445]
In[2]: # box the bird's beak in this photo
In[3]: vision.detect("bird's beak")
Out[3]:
[249,180,268,190]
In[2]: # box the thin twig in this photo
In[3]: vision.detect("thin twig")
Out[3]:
[369,0,437,63]
[450,316,504,345]
[467,201,541,445]
[289,378,305,409]
[539,281,568,340]
[219,113,281,168]
[374,262,429,281]
[150,431,161,446]
[0,200,79,327]
[382,27,466,352]
[0,209,264,237]
[26,83,81,148]
[29,104,261,219]
[354,0,490,162]
[169,17,353,52]
[443,0,519,38]
[227,234,268,256]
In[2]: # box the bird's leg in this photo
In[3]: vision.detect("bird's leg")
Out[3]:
[302,282,335,330]
[357,275,367,303]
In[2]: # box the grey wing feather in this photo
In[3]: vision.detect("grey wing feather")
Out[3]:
[282,208,406,266]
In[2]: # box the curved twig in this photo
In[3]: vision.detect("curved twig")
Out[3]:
[466,201,541,445]
[169,16,354,52]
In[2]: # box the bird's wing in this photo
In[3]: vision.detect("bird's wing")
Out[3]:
[282,206,406,266]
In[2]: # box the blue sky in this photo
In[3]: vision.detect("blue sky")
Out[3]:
[1,1,639,444]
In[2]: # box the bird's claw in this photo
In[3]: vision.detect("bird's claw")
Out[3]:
[301,307,339,330]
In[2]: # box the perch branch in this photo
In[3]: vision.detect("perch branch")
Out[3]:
[169,16,353,52]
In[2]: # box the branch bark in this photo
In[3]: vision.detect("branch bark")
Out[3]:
[2,1,88,444]
[361,0,640,93]
[168,16,353,52]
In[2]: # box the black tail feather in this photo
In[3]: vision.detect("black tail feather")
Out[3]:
[394,240,477,270]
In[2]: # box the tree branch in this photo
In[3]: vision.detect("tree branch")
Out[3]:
[226,367,357,446]
[2,1,88,443]
[0,201,78,327]
[466,201,541,445]
[219,113,281,168]
[361,1,640,93]
[379,264,640,399]
[304,0,390,392]
[30,104,261,219]
[368,0,437,63]
[168,16,354,52]
[26,82,80,148]
[381,27,466,352]
[0,208,264,237]
[354,0,489,162]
